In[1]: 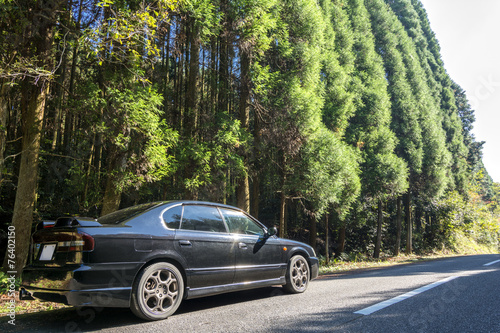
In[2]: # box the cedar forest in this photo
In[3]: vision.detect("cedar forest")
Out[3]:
[1,0,499,274]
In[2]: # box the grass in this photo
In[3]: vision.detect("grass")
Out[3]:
[319,251,453,275]
[320,244,498,275]
[0,292,69,317]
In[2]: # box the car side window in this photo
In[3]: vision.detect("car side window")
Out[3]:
[162,205,183,229]
[220,208,263,235]
[180,205,227,233]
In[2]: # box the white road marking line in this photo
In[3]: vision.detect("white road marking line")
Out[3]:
[354,276,459,316]
[483,259,500,266]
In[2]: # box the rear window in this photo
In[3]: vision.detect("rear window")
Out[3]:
[98,203,160,225]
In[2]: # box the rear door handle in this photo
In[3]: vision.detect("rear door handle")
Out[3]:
[238,242,248,249]
[179,240,192,247]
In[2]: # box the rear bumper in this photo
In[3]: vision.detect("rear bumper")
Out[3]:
[20,285,131,307]
[21,262,141,307]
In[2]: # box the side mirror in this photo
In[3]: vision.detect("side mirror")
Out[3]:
[266,226,278,237]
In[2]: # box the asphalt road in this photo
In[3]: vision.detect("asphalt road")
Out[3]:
[2,254,500,332]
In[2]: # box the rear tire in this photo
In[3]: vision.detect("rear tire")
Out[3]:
[283,255,310,294]
[131,262,184,321]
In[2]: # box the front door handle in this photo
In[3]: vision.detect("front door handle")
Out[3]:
[238,242,248,249]
[179,240,192,247]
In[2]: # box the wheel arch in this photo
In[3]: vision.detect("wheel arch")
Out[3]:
[133,254,189,300]
[288,248,314,279]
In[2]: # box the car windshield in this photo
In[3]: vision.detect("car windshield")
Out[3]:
[98,202,161,225]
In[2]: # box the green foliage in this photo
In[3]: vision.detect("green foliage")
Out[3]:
[182,0,218,37]
[347,0,409,202]
[320,0,356,134]
[232,0,279,53]
[85,0,179,76]
[103,86,178,190]
[257,0,327,181]
[386,0,467,196]
[294,126,361,217]
[366,0,424,178]
[1,0,498,270]
[433,190,499,251]
[0,271,20,293]
[176,116,248,198]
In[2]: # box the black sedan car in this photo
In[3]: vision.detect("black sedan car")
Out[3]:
[21,201,319,320]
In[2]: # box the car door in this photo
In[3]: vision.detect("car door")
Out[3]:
[172,205,236,289]
[219,208,285,284]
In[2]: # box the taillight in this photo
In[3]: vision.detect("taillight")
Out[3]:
[81,232,95,251]
[56,232,94,252]
[36,221,55,230]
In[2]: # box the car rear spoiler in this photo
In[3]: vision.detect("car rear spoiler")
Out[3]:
[37,217,102,229]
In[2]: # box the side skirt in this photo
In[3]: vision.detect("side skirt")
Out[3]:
[186,277,286,299]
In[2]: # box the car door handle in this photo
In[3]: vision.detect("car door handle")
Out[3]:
[179,240,192,247]
[238,242,248,249]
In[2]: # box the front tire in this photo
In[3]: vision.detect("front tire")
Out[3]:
[283,255,310,294]
[131,262,184,321]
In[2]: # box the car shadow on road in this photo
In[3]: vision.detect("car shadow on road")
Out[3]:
[0,287,286,332]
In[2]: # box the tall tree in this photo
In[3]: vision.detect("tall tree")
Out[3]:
[366,0,424,254]
[387,0,468,194]
[256,0,327,237]
[2,0,62,274]
[346,0,408,258]
[234,0,278,212]
[85,0,179,215]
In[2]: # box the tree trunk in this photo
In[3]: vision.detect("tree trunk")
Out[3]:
[251,178,260,218]
[251,103,262,219]
[279,191,286,238]
[237,176,250,212]
[337,222,346,255]
[325,213,330,264]
[236,50,251,212]
[309,207,317,250]
[373,200,383,259]
[415,206,422,234]
[100,143,129,216]
[3,82,49,275]
[210,36,217,116]
[162,23,171,115]
[0,81,9,187]
[405,192,413,255]
[395,196,402,256]
[62,53,75,153]
[82,132,96,207]
[101,173,122,216]
[50,27,69,151]
[3,0,58,274]
[173,18,184,129]
[218,12,230,117]
[185,20,199,138]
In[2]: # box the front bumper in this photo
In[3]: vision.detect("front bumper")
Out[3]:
[309,256,319,280]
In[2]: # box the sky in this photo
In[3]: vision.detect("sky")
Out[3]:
[419,0,500,183]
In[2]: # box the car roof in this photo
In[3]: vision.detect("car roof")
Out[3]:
[163,200,247,211]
